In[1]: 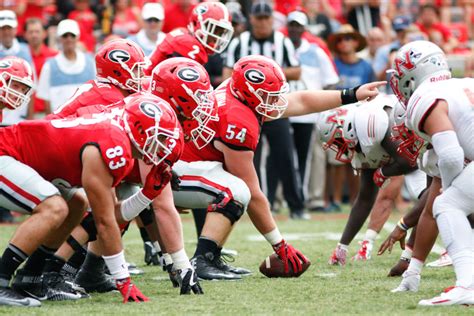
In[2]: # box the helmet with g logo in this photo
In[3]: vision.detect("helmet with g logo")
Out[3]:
[0,56,34,109]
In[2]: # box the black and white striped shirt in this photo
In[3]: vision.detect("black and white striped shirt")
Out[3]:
[225,30,299,68]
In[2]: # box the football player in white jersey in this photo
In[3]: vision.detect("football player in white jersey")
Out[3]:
[316,94,418,265]
[388,40,474,306]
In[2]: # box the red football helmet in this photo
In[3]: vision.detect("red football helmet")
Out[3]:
[0,56,34,109]
[188,1,234,54]
[122,93,182,165]
[230,55,289,120]
[150,57,218,149]
[95,39,147,92]
[390,100,426,166]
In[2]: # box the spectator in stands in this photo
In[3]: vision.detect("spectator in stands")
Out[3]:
[0,10,33,63]
[326,24,374,211]
[127,2,165,56]
[345,0,381,36]
[415,4,458,53]
[68,0,98,52]
[24,18,58,119]
[162,0,196,33]
[303,0,334,40]
[37,19,95,114]
[286,10,339,210]
[111,0,141,37]
[358,26,386,65]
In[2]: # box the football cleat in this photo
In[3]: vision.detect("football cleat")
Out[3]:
[391,270,420,292]
[352,240,373,261]
[144,241,160,266]
[42,272,87,300]
[215,253,251,276]
[388,258,410,277]
[328,245,348,266]
[75,268,117,293]
[0,286,41,307]
[191,253,241,281]
[418,286,474,306]
[426,251,453,268]
[127,262,144,275]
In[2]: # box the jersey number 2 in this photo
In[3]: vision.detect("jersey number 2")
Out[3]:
[188,45,200,59]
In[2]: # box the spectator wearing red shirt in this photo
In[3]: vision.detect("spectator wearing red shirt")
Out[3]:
[415,4,457,53]
[112,0,141,37]
[162,0,197,33]
[24,18,58,118]
[68,0,98,52]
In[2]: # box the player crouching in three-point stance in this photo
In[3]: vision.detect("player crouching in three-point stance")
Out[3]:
[388,40,474,306]
[0,94,182,306]
[168,54,385,280]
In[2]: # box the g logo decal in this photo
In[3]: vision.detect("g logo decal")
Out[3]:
[139,102,163,119]
[177,67,200,82]
[108,49,131,63]
[244,69,265,84]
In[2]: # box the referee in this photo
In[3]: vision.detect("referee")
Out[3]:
[223,1,307,219]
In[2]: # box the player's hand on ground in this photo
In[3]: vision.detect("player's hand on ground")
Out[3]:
[273,240,309,273]
[178,266,203,295]
[116,277,149,303]
[142,162,172,200]
[378,226,407,255]
[356,81,387,102]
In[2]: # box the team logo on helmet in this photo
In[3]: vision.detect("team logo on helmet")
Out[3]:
[108,49,131,63]
[0,60,12,69]
[194,4,208,15]
[140,101,163,119]
[177,67,200,82]
[244,69,265,84]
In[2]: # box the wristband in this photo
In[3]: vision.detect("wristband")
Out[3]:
[340,85,361,105]
[120,190,152,222]
[170,249,191,270]
[264,228,283,246]
[103,250,130,280]
[397,218,409,231]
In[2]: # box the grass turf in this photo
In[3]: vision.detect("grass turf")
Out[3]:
[0,209,471,315]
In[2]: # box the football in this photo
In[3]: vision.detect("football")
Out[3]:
[259,253,311,278]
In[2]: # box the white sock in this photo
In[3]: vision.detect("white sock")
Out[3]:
[406,257,423,275]
[364,229,378,243]
[153,241,161,253]
[436,210,474,288]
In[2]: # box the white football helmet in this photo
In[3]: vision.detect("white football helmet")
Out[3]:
[316,106,358,163]
[389,40,450,106]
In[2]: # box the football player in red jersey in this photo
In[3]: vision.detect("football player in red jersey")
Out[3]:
[0,56,34,123]
[164,55,385,280]
[145,1,233,75]
[0,94,182,305]
[49,38,147,120]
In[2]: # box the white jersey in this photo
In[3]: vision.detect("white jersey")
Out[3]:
[406,78,474,161]
[351,95,396,169]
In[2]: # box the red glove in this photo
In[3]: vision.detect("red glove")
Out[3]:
[116,277,149,303]
[272,240,309,273]
[141,162,172,200]
[373,168,390,189]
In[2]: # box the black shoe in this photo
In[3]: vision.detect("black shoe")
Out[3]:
[43,272,88,300]
[0,286,41,307]
[75,268,116,293]
[290,211,311,220]
[216,253,252,276]
[144,242,160,266]
[191,253,241,281]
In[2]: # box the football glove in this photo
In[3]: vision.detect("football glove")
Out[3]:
[116,277,149,303]
[272,240,308,274]
[141,162,172,200]
[178,267,204,295]
[373,168,390,189]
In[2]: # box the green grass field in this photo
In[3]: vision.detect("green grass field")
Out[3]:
[0,209,471,315]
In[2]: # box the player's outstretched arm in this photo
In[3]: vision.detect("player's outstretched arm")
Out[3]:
[82,146,148,303]
[282,81,386,118]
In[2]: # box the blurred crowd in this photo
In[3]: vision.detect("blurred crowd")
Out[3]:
[1,0,474,221]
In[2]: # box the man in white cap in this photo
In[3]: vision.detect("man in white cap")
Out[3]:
[36,19,95,114]
[0,10,32,64]
[127,3,166,56]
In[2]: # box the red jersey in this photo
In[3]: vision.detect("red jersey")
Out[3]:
[48,80,126,120]
[145,28,208,75]
[181,80,260,163]
[0,118,134,187]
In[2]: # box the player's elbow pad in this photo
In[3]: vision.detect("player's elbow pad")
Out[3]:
[432,130,464,189]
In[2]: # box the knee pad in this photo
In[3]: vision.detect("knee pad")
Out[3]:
[138,206,154,226]
[231,181,251,210]
[210,194,245,225]
[80,212,98,242]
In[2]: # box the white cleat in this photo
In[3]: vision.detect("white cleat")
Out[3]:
[352,240,373,261]
[391,270,420,292]
[426,251,452,268]
[418,286,474,306]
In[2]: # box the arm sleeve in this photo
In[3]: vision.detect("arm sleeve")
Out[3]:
[431,130,465,190]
